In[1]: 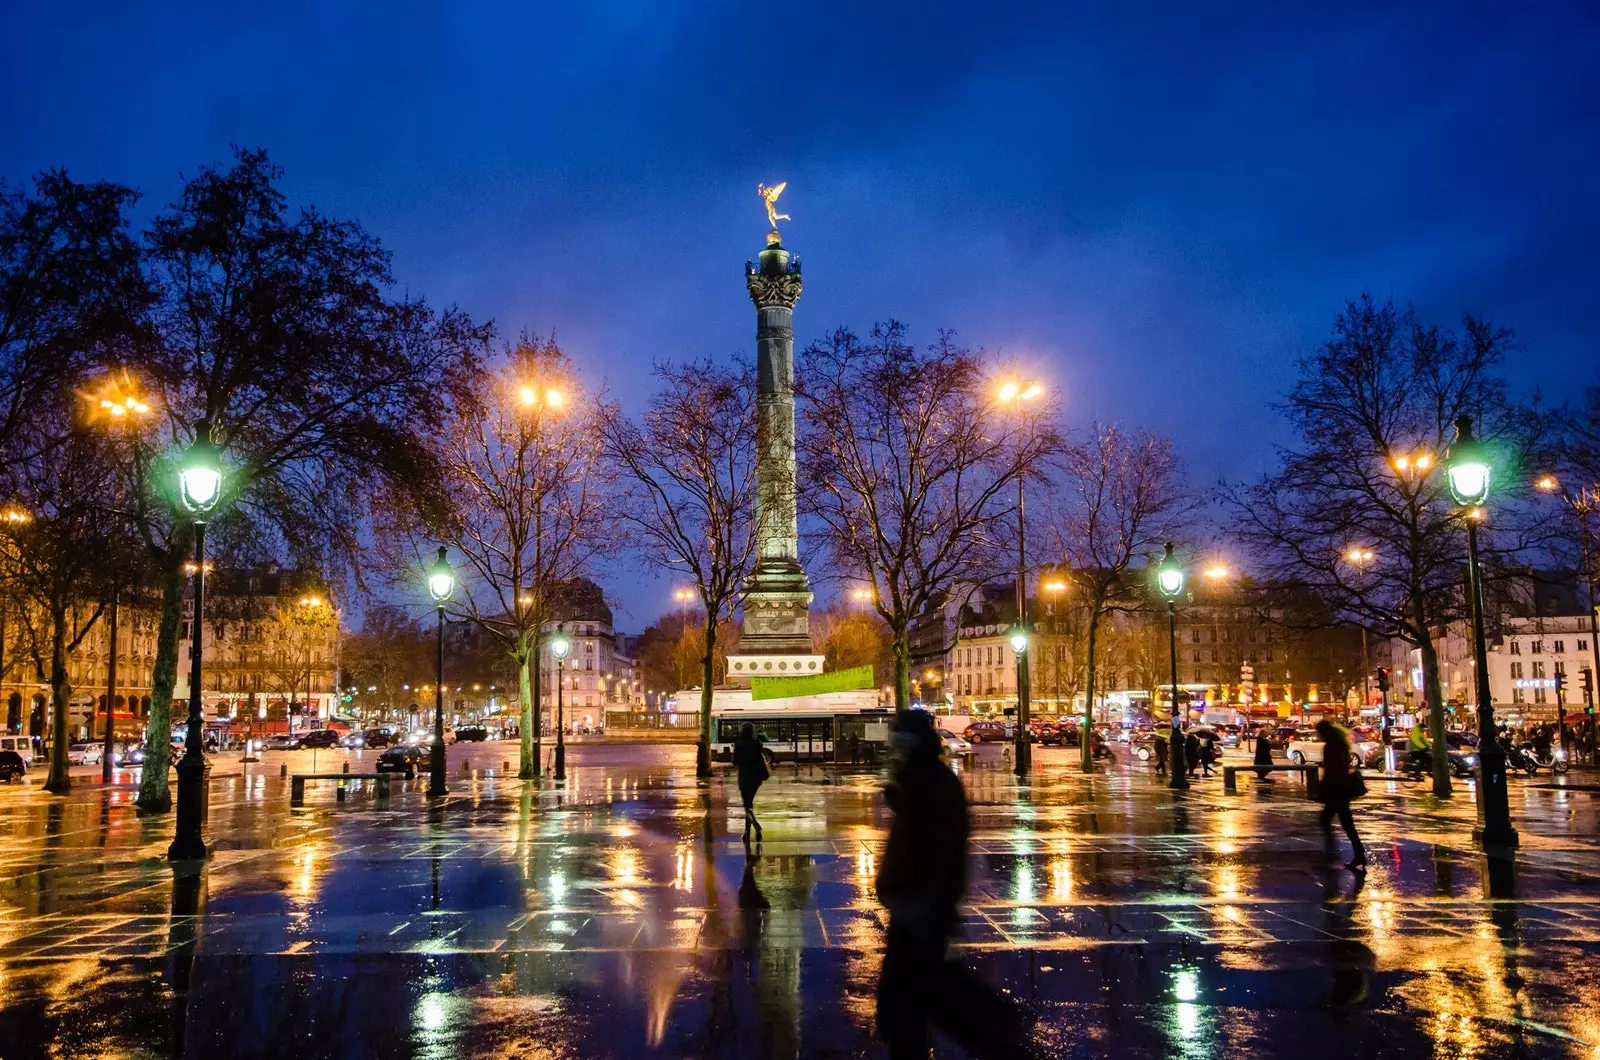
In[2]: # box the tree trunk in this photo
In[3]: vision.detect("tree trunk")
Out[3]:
[516,631,536,779]
[43,603,71,794]
[1410,590,1452,797]
[137,541,187,812]
[893,624,911,711]
[696,617,716,778]
[1082,608,1100,773]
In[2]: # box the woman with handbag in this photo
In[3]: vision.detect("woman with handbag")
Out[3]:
[732,722,771,844]
[1316,719,1367,873]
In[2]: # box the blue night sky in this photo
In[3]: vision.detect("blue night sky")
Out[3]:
[4,3,1598,630]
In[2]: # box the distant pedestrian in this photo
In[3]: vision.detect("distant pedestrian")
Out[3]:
[732,722,771,844]
[875,710,1029,1059]
[1198,734,1217,776]
[1316,720,1367,873]
[1153,730,1169,776]
[1253,726,1276,782]
[1185,731,1202,779]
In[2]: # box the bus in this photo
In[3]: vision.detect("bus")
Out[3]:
[709,692,889,763]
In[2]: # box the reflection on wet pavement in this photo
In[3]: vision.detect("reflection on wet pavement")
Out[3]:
[0,743,1597,1057]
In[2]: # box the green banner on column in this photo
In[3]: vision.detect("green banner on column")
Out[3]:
[750,664,875,701]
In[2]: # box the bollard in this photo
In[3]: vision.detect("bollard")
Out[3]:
[342,762,350,774]
[336,786,346,803]
[280,764,288,778]
[503,761,510,773]
[461,761,472,776]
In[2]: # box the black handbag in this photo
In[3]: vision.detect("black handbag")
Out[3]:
[1347,769,1368,799]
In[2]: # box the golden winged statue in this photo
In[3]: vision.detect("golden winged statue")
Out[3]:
[758,181,791,231]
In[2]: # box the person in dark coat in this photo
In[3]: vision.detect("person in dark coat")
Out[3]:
[875,710,1028,1059]
[732,722,770,844]
[1184,731,1202,779]
[1253,725,1276,782]
[1153,730,1169,775]
[1317,720,1366,872]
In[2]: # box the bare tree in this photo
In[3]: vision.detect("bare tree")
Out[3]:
[127,150,486,811]
[427,336,615,779]
[343,605,431,724]
[1227,295,1544,797]
[1044,424,1192,770]
[796,323,1057,709]
[602,360,759,777]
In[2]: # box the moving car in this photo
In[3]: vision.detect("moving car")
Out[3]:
[938,728,972,756]
[1027,719,1062,745]
[1364,737,1479,777]
[962,720,1009,743]
[264,735,298,751]
[1132,731,1163,761]
[67,742,105,765]
[292,730,340,750]
[1286,731,1365,769]
[453,726,488,743]
[0,750,27,782]
[375,744,430,778]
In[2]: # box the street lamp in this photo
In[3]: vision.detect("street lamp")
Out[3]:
[1155,543,1187,790]
[1446,416,1515,849]
[550,628,570,781]
[997,379,1043,776]
[85,373,154,783]
[169,423,223,861]
[1344,547,1376,725]
[426,547,455,798]
[1535,474,1600,758]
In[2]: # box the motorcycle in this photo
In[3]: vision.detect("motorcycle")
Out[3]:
[1524,746,1571,775]
[1501,742,1543,776]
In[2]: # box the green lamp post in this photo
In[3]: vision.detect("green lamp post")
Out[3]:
[1446,416,1516,849]
[169,423,224,861]
[427,547,455,798]
[1156,543,1188,791]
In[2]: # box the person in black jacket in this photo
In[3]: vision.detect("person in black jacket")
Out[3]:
[875,710,1030,1059]
[731,723,771,844]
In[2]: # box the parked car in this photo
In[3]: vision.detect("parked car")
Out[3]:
[0,734,35,767]
[67,742,104,766]
[0,749,27,782]
[453,726,488,743]
[1268,726,1302,751]
[963,720,1009,743]
[264,735,299,751]
[363,729,397,748]
[293,729,341,750]
[938,728,973,756]
[375,744,429,778]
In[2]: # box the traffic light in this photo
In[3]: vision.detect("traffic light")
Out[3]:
[1555,670,1567,699]
[1375,667,1391,692]
[1583,667,1595,712]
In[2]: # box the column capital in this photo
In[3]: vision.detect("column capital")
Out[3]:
[747,272,803,311]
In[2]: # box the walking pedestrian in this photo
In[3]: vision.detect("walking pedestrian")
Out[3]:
[1199,733,1217,777]
[1184,731,1202,779]
[732,722,771,845]
[1316,719,1367,873]
[875,710,1029,1059]
[1253,725,1276,782]
[1153,730,1169,776]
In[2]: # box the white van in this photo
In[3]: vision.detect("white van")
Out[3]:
[0,735,35,767]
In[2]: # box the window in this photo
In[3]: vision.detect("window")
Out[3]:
[1534,686,1547,705]
[1209,629,1217,643]
[1509,641,1521,655]
[1532,661,1545,679]
[1513,687,1525,704]
[1195,669,1202,683]
[1265,648,1275,662]
[1191,629,1201,643]
[1581,640,1590,652]
[1531,640,1543,654]
[1555,660,1566,675]
[1510,662,1523,680]
[1553,640,1565,653]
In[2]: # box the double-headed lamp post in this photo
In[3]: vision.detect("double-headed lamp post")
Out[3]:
[550,629,570,781]
[998,379,1043,775]
[169,423,223,861]
[1156,543,1188,791]
[1445,417,1516,849]
[426,548,455,798]
[1344,548,1376,721]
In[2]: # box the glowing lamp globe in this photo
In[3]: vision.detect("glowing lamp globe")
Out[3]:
[1445,417,1491,507]
[177,425,224,516]
[1008,626,1028,656]
[426,547,455,603]
[1155,543,1185,599]
[550,630,571,661]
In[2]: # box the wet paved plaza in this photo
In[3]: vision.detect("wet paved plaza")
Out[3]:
[0,742,1598,1058]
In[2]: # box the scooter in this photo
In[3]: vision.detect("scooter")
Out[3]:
[1501,742,1542,776]
[1524,746,1571,774]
